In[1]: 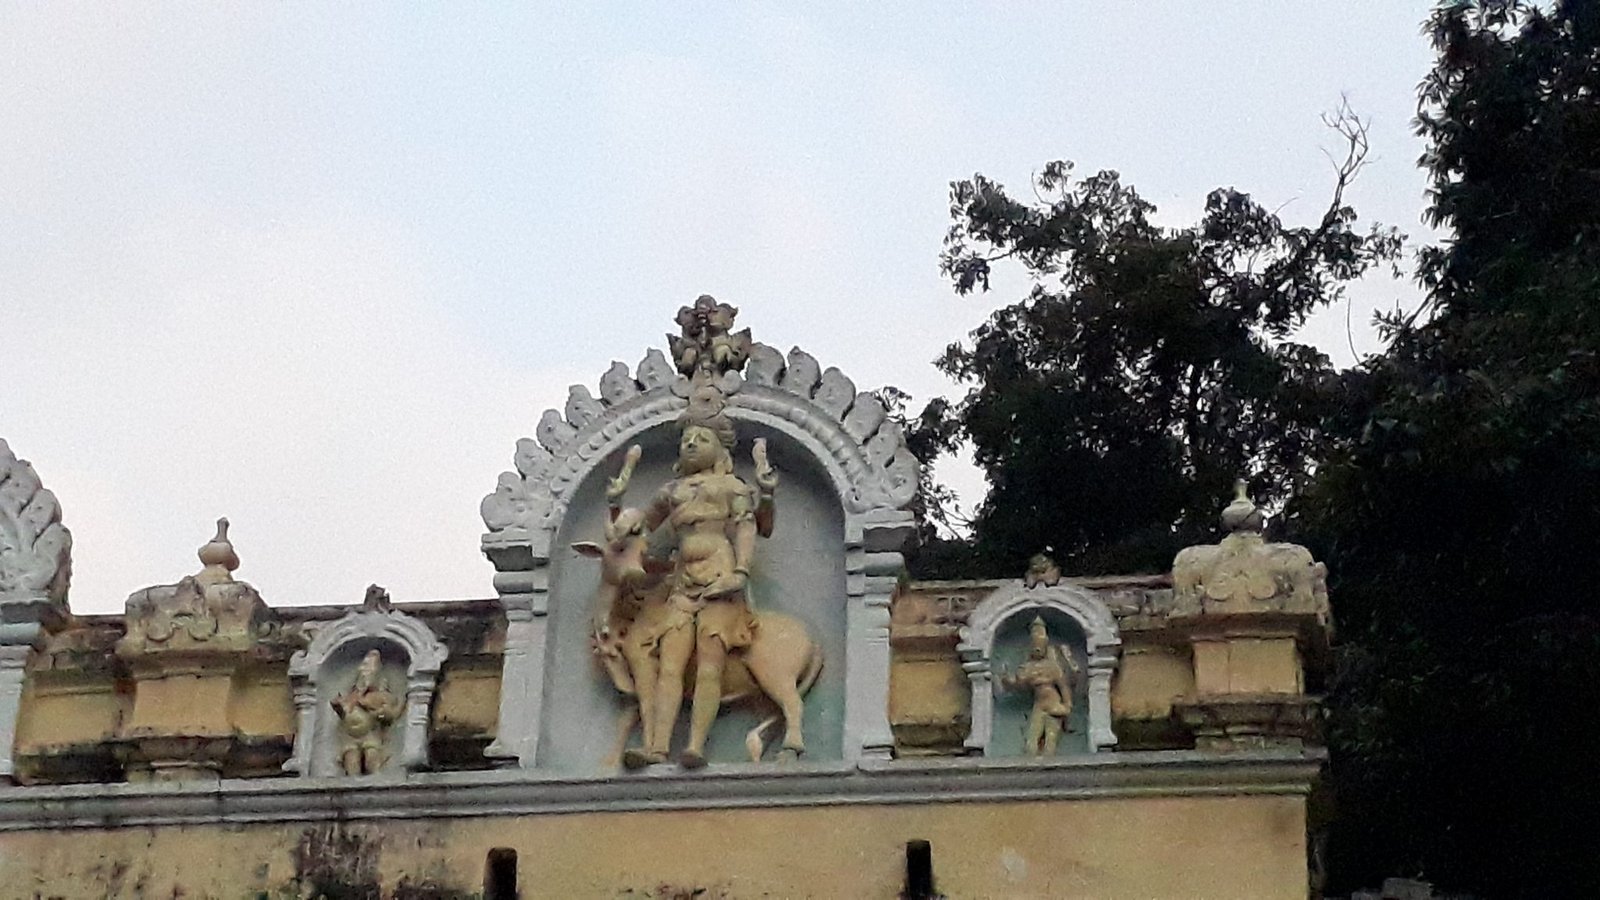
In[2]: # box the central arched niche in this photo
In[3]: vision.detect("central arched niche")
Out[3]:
[539,419,846,772]
[481,299,918,770]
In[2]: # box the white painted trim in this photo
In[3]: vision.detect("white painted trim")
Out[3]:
[0,750,1324,832]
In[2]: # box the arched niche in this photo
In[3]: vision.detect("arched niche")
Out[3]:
[957,582,1121,755]
[284,589,449,777]
[481,338,916,770]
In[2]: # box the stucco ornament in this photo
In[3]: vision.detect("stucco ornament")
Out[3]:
[576,299,821,770]
[332,649,405,776]
[997,616,1080,757]
[959,581,1120,755]
[1171,481,1329,621]
[284,585,449,777]
[118,519,273,656]
[1023,552,1062,588]
[482,295,916,768]
[0,439,72,610]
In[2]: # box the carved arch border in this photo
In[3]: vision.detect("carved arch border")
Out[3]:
[480,341,916,768]
[284,605,450,777]
[957,581,1122,755]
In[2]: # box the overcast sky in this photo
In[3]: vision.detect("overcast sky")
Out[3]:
[2,4,1442,614]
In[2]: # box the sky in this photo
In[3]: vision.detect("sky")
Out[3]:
[2,4,1443,614]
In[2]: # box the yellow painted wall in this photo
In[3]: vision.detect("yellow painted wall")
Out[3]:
[0,793,1307,899]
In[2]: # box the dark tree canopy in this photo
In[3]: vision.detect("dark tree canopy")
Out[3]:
[922,121,1400,578]
[1299,2,1600,895]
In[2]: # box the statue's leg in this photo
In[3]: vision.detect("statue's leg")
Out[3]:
[649,625,694,758]
[362,745,385,775]
[747,651,807,758]
[623,642,658,750]
[682,634,727,769]
[1041,716,1063,756]
[1026,711,1046,757]
[341,746,361,776]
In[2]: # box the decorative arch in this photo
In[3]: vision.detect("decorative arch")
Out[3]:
[480,335,916,768]
[284,587,449,777]
[958,581,1122,755]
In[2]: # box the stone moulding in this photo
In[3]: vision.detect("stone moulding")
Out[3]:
[0,749,1324,832]
[283,591,450,777]
[479,339,917,768]
[958,581,1123,755]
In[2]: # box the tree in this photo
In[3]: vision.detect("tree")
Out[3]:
[1298,2,1600,895]
[920,111,1401,578]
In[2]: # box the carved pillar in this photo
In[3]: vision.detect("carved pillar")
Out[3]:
[1169,483,1332,751]
[482,538,549,768]
[1086,646,1119,751]
[0,440,72,783]
[844,522,908,762]
[958,646,994,755]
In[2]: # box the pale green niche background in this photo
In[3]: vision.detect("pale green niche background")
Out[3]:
[989,609,1090,757]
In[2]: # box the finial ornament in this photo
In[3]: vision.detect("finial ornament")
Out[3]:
[1024,551,1062,588]
[195,517,240,588]
[0,439,72,607]
[1220,479,1265,535]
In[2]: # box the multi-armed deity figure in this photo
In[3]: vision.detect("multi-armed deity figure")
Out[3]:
[331,649,404,775]
[999,617,1081,757]
[582,297,820,771]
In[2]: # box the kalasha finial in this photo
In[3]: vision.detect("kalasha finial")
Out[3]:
[1220,480,1265,535]
[195,517,240,587]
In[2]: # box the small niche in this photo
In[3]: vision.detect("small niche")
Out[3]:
[485,847,518,900]
[904,839,934,899]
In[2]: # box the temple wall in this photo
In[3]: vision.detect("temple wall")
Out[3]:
[0,793,1307,899]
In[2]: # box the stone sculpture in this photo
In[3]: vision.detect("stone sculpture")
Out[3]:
[331,649,403,776]
[575,297,822,770]
[997,617,1080,757]
[1024,552,1062,588]
[1171,481,1329,621]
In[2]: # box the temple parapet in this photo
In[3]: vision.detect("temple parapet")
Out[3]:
[1168,482,1333,751]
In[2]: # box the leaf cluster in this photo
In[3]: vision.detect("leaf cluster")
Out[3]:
[923,128,1399,577]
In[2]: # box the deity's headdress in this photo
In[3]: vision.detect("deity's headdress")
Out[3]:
[669,295,751,451]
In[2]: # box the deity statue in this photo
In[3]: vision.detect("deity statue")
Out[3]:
[331,650,403,775]
[998,617,1080,757]
[576,296,821,771]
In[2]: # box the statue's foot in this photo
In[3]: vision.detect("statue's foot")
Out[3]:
[679,748,708,770]
[777,744,804,764]
[622,748,666,770]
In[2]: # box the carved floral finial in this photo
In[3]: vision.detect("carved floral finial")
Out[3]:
[195,517,239,588]
[362,584,393,613]
[0,438,72,606]
[1220,480,1265,535]
[1024,550,1062,588]
[668,295,752,379]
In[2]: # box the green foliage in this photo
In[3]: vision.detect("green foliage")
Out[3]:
[1295,1,1600,895]
[921,124,1400,578]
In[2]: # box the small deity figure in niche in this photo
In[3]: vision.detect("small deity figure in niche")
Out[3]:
[998,617,1081,757]
[331,650,403,776]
